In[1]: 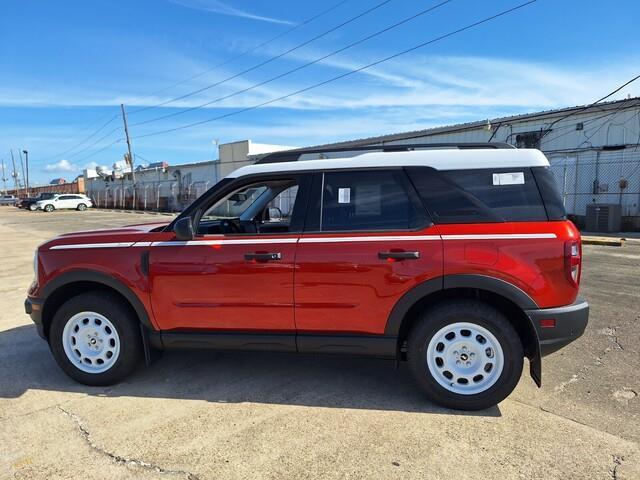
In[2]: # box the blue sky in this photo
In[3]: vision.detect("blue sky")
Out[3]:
[1,0,639,185]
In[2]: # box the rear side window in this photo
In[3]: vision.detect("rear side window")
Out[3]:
[310,169,428,232]
[531,167,566,220]
[407,167,548,223]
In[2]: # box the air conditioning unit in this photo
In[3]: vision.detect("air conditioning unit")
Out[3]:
[585,203,622,232]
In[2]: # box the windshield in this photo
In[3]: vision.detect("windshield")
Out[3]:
[201,185,268,220]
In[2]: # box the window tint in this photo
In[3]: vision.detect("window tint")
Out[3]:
[318,170,426,231]
[531,167,566,220]
[407,167,548,223]
[58,195,73,200]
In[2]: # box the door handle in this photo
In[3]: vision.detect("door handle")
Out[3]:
[245,252,282,262]
[378,251,420,260]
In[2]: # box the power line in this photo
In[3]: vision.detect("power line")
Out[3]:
[74,138,123,164]
[40,114,119,162]
[65,126,122,160]
[541,74,640,137]
[129,0,351,114]
[133,0,538,140]
[130,0,396,122]
[133,0,453,128]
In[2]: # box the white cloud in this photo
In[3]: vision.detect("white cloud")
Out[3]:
[45,159,76,172]
[168,0,294,25]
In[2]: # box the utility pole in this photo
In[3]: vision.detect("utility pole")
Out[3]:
[1,157,7,195]
[18,150,27,197]
[120,103,135,183]
[22,150,29,194]
[10,149,19,193]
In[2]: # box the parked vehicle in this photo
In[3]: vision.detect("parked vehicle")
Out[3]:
[35,194,93,212]
[0,194,18,206]
[19,192,56,211]
[25,144,588,410]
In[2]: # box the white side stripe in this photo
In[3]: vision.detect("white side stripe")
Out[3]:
[151,238,299,247]
[299,235,440,244]
[441,234,556,240]
[50,233,558,250]
[50,242,135,250]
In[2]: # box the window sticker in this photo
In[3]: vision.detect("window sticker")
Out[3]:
[492,172,525,186]
[338,188,351,203]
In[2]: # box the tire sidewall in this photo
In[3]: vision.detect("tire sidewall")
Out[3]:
[408,302,523,410]
[49,293,141,386]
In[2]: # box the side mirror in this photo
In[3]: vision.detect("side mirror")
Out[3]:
[174,217,195,241]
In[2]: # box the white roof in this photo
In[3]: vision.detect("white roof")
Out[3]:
[226,148,549,178]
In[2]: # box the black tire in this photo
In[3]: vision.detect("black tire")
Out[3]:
[77,203,87,211]
[49,291,142,386]
[43,204,54,212]
[407,300,523,411]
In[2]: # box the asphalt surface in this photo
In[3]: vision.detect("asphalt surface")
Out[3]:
[0,207,638,479]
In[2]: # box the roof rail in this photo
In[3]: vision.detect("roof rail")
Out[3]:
[255,142,515,165]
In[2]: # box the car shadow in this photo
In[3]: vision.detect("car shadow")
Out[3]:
[0,324,500,417]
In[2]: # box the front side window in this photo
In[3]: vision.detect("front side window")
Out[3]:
[316,169,427,232]
[198,179,301,235]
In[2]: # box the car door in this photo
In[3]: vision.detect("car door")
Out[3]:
[294,168,444,337]
[56,195,73,209]
[148,173,311,333]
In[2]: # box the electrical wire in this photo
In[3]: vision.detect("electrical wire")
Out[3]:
[128,0,351,114]
[133,0,538,140]
[39,114,119,162]
[132,0,452,128]
[130,0,395,119]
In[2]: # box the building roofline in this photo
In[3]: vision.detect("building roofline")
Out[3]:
[312,97,640,149]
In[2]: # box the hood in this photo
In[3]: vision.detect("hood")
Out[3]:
[43,222,170,250]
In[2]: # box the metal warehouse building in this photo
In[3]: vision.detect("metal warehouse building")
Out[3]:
[85,97,640,230]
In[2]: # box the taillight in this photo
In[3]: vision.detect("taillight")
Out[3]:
[564,240,581,287]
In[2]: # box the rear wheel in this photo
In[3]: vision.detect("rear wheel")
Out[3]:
[77,203,87,211]
[43,204,54,212]
[29,204,37,211]
[407,300,523,410]
[49,292,142,386]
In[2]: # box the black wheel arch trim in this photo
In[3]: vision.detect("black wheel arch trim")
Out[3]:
[384,274,542,387]
[39,269,154,331]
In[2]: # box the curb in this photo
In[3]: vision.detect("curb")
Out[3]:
[582,236,625,247]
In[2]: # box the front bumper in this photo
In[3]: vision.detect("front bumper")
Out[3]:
[25,297,46,339]
[526,298,589,356]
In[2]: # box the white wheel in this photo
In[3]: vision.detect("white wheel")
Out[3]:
[77,203,87,211]
[62,312,121,374]
[426,322,504,395]
[29,204,37,211]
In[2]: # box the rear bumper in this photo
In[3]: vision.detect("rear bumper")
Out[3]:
[526,298,589,356]
[25,297,46,339]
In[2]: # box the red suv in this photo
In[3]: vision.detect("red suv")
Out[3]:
[25,144,588,410]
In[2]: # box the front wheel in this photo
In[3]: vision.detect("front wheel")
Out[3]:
[49,292,142,386]
[407,300,523,411]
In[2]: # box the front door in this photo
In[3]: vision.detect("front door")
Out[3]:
[294,168,443,335]
[148,174,309,332]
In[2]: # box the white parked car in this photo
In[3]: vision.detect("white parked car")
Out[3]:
[36,194,93,212]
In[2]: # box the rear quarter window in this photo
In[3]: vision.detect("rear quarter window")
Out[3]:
[406,166,550,223]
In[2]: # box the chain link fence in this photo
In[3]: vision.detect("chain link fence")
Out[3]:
[547,149,640,229]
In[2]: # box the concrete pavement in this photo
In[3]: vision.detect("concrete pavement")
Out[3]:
[1,207,638,479]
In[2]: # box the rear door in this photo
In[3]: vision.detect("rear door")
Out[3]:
[56,195,74,209]
[294,168,443,335]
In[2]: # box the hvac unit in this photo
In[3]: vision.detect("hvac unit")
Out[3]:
[585,203,622,232]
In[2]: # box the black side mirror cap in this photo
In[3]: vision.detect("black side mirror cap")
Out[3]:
[174,217,195,241]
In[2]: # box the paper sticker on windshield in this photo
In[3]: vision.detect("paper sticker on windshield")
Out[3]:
[493,172,525,186]
[338,188,351,203]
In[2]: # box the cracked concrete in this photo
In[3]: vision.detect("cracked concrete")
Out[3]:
[1,208,639,479]
[56,406,200,479]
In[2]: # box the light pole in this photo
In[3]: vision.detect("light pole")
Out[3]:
[22,150,29,194]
